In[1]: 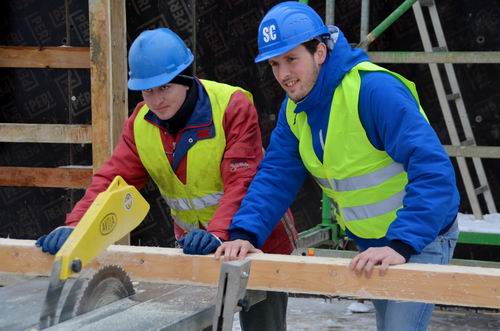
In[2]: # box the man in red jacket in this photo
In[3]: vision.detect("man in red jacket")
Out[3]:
[36,28,295,330]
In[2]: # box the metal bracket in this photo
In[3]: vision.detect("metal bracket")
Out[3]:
[419,0,435,8]
[212,259,263,331]
[474,184,489,195]
[39,260,66,329]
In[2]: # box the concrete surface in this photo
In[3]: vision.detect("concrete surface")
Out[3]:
[234,297,500,330]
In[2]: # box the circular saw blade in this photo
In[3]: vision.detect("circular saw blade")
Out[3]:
[59,265,135,322]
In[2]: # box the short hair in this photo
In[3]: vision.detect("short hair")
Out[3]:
[302,38,322,55]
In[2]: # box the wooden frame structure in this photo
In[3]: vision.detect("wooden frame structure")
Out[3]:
[0,0,127,189]
[1,1,499,188]
[1,238,499,309]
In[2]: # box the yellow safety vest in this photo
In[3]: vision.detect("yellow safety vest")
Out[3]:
[134,79,253,232]
[286,62,427,239]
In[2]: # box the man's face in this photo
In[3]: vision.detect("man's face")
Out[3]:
[142,83,188,120]
[268,43,326,102]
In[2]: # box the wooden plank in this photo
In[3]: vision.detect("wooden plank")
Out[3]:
[0,167,92,188]
[89,0,128,172]
[0,123,91,144]
[444,145,500,159]
[0,46,90,68]
[369,51,500,64]
[1,239,499,309]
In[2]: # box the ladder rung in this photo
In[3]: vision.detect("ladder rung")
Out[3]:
[446,93,461,101]
[419,0,435,7]
[474,185,489,195]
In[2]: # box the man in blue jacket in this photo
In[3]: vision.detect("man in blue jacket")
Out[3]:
[215,2,460,330]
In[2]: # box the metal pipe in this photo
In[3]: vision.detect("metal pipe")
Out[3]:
[360,0,370,49]
[357,0,417,49]
[191,0,196,73]
[318,0,335,227]
[325,0,335,25]
[297,0,334,229]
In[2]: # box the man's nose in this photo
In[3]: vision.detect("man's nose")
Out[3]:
[150,91,164,106]
[277,65,290,82]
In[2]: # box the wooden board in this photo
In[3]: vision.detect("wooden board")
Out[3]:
[0,46,90,68]
[1,239,499,309]
[369,51,500,64]
[0,123,91,144]
[444,145,500,159]
[0,167,92,188]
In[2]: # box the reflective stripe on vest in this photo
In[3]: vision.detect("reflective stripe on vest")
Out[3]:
[163,192,223,211]
[314,162,404,192]
[343,190,405,221]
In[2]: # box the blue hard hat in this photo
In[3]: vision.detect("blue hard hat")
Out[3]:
[255,1,329,63]
[128,28,194,91]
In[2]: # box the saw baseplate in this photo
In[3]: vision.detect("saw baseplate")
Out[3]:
[59,265,135,323]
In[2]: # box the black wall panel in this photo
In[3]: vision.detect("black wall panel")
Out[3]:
[0,0,91,240]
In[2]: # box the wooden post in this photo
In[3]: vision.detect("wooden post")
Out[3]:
[89,0,128,171]
[89,0,130,244]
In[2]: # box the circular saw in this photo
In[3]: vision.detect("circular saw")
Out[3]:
[38,176,150,329]
[59,265,135,323]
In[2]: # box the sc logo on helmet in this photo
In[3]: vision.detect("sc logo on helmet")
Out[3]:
[262,24,277,43]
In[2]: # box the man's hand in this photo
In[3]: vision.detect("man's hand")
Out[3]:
[35,226,74,255]
[178,229,222,255]
[349,246,405,278]
[214,239,262,261]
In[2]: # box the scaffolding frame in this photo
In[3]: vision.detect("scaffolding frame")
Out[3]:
[298,0,500,249]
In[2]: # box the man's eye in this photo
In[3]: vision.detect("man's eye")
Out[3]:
[160,84,170,90]
[143,88,152,93]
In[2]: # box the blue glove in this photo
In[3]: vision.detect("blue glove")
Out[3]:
[35,226,74,255]
[178,229,221,255]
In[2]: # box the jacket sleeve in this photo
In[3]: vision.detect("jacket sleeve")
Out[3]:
[206,91,263,240]
[359,71,460,256]
[65,103,151,226]
[228,100,309,248]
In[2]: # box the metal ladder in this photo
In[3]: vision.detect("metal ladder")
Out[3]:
[412,0,497,219]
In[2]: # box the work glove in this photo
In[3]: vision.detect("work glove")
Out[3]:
[35,226,74,255]
[178,229,222,255]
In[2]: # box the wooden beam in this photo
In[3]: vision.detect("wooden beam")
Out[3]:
[89,0,128,172]
[1,239,499,309]
[444,145,500,159]
[0,46,90,68]
[0,123,91,144]
[89,0,129,245]
[369,51,500,64]
[0,167,92,188]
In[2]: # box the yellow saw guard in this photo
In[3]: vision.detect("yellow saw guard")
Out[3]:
[55,176,150,280]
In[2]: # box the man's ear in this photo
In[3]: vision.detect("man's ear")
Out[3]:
[315,43,327,65]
